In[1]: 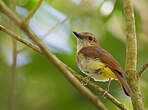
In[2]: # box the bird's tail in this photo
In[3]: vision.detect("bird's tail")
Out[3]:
[114,71,133,97]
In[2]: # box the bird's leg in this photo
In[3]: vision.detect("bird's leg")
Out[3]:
[107,78,111,92]
[103,78,111,98]
[81,74,92,86]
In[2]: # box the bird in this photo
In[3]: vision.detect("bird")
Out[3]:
[73,31,132,97]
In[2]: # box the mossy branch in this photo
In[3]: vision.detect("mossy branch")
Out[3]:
[122,0,144,110]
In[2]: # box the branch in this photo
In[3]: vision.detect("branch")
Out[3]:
[0,2,107,110]
[0,25,41,53]
[138,61,148,78]
[9,38,17,110]
[22,0,43,25]
[67,67,128,110]
[122,0,144,110]
[16,46,27,54]
[8,1,18,110]
[0,1,21,26]
[0,25,128,110]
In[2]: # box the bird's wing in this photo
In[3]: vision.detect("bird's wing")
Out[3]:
[78,46,124,74]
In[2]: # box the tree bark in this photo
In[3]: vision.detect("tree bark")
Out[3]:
[123,0,144,110]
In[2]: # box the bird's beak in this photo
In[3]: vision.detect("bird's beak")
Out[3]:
[73,31,82,39]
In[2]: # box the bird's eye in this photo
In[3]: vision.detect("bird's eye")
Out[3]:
[88,36,93,41]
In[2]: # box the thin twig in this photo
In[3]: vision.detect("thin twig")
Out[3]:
[22,0,43,25]
[123,0,144,109]
[0,1,21,26]
[138,61,148,78]
[42,16,70,39]
[18,16,70,52]
[0,25,128,110]
[16,46,27,54]
[0,25,41,53]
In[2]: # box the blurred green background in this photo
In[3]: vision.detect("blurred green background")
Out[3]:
[0,0,148,110]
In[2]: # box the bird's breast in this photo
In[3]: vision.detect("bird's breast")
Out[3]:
[77,53,105,73]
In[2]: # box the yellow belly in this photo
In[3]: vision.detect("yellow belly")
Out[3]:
[93,67,117,81]
[77,55,117,81]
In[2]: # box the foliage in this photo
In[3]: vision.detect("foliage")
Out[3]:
[0,0,148,110]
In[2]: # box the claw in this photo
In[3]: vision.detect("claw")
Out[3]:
[81,75,92,86]
[103,91,108,99]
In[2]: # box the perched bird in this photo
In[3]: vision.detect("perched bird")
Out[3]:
[73,31,132,97]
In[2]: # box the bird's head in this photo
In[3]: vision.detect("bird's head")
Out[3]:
[73,31,99,51]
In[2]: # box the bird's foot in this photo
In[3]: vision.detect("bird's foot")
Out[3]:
[81,75,92,86]
[103,91,108,99]
[103,78,111,98]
